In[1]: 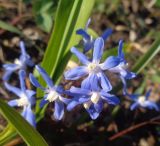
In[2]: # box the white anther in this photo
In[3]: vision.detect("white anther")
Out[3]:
[87,63,101,73]
[83,101,92,109]
[91,92,100,104]
[14,59,23,66]
[45,90,59,102]
[138,96,146,105]
[17,94,29,107]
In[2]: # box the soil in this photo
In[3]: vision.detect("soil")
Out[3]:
[0,0,160,146]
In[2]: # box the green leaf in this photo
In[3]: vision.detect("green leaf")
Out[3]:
[132,33,160,73]
[0,20,22,35]
[40,12,53,32]
[0,124,17,146]
[41,0,95,82]
[0,99,48,146]
[36,0,95,119]
[155,0,160,7]
[32,0,58,32]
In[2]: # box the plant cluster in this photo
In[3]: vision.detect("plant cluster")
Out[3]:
[3,19,159,128]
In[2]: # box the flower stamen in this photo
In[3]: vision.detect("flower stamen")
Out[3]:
[17,95,29,107]
[138,96,146,105]
[14,59,23,66]
[46,90,59,102]
[91,92,100,104]
[87,63,101,73]
[83,101,92,109]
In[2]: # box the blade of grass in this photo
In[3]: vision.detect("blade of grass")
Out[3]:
[0,20,22,35]
[0,99,48,146]
[0,124,18,146]
[132,33,160,73]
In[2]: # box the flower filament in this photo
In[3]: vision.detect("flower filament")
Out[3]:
[87,63,101,73]
[91,92,100,104]
[138,96,146,105]
[14,59,23,66]
[17,94,29,107]
[45,90,59,102]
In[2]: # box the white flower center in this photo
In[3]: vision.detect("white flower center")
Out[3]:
[138,96,146,105]
[87,63,101,73]
[83,101,92,109]
[45,90,59,102]
[14,59,23,66]
[91,92,100,104]
[17,95,29,107]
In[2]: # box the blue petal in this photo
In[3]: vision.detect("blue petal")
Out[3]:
[26,90,36,98]
[4,82,23,98]
[3,64,20,70]
[21,107,27,117]
[55,85,64,93]
[71,47,90,65]
[67,100,79,111]
[25,58,34,67]
[2,70,13,81]
[88,74,100,91]
[84,41,94,53]
[92,37,104,63]
[59,96,71,105]
[54,100,64,120]
[26,90,36,105]
[40,96,48,108]
[8,100,18,107]
[29,73,45,90]
[118,40,124,59]
[86,104,100,120]
[94,100,103,113]
[100,56,120,70]
[70,86,90,95]
[118,69,128,78]
[36,65,54,88]
[25,106,36,127]
[81,76,91,89]
[123,71,136,79]
[67,96,90,111]
[19,41,27,56]
[128,93,139,100]
[76,29,90,40]
[85,18,91,30]
[101,28,112,41]
[64,66,88,80]
[145,89,152,100]
[19,70,26,92]
[120,76,128,95]
[143,101,159,111]
[100,91,120,105]
[97,72,112,91]
[130,102,139,110]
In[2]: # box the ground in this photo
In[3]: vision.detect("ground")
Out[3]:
[0,0,160,146]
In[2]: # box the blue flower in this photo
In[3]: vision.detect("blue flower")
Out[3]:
[29,65,69,120]
[108,40,136,80]
[3,41,34,81]
[64,37,120,91]
[67,85,120,119]
[77,18,112,53]
[129,89,159,111]
[5,70,36,127]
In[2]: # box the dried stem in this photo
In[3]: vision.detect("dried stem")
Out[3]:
[108,115,160,141]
